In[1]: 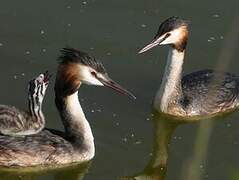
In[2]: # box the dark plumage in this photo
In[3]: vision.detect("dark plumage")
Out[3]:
[0,130,78,166]
[154,16,189,39]
[180,70,239,115]
[59,47,106,74]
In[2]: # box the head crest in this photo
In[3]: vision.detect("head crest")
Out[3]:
[58,47,106,73]
[155,16,189,38]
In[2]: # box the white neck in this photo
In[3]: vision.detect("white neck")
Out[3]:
[154,47,185,113]
[63,91,95,160]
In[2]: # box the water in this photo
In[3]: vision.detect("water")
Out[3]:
[0,0,239,179]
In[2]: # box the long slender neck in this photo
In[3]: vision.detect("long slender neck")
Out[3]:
[55,87,95,156]
[28,95,45,124]
[154,47,185,113]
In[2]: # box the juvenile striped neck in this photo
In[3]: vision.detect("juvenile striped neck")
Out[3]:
[28,93,45,124]
[154,47,185,113]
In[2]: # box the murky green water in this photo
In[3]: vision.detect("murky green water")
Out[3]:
[0,0,239,179]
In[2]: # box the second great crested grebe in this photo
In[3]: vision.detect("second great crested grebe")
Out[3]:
[139,16,239,118]
[0,47,135,167]
[0,72,50,136]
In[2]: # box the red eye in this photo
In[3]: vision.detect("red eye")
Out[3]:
[166,33,171,37]
[91,71,97,77]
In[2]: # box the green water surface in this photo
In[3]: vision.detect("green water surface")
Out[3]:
[0,0,239,179]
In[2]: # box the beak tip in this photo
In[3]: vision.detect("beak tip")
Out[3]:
[138,49,144,54]
[130,95,137,100]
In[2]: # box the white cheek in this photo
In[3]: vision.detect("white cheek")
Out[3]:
[83,77,103,86]
[160,29,182,45]
[79,66,104,86]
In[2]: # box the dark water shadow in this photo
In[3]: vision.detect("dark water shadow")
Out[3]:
[0,161,91,180]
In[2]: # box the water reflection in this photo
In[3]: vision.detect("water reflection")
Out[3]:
[121,110,181,180]
[0,161,91,180]
[121,108,239,180]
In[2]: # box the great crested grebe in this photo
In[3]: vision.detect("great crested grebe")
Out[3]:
[139,16,239,118]
[0,72,50,136]
[0,47,135,167]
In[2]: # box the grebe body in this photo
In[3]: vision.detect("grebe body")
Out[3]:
[139,16,239,118]
[0,48,135,167]
[0,72,50,136]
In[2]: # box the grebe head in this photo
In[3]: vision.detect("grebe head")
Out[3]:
[139,16,189,53]
[56,47,136,99]
[28,71,51,105]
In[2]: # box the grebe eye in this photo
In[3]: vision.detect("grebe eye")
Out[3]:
[166,33,171,37]
[91,71,97,77]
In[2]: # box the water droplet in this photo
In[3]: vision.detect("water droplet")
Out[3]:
[212,14,220,18]
[210,36,216,40]
[0,43,3,46]
[42,49,46,53]
[40,30,45,34]
[226,123,231,127]
[141,24,147,28]
[135,140,142,145]
[122,137,127,142]
[233,141,238,145]
[207,36,216,42]
[97,109,102,112]
[25,51,30,55]
[82,1,87,5]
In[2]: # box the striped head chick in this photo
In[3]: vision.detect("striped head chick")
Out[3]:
[28,71,51,115]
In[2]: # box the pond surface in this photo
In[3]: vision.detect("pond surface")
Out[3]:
[0,0,239,179]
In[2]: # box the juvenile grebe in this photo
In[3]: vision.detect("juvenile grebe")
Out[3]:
[0,72,50,136]
[0,47,135,167]
[139,16,239,118]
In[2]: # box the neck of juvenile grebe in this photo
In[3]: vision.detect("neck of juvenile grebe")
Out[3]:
[154,47,185,113]
[55,88,95,158]
[28,96,45,125]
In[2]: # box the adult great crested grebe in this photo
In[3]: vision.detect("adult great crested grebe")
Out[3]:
[139,16,239,118]
[0,72,50,136]
[0,47,135,167]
